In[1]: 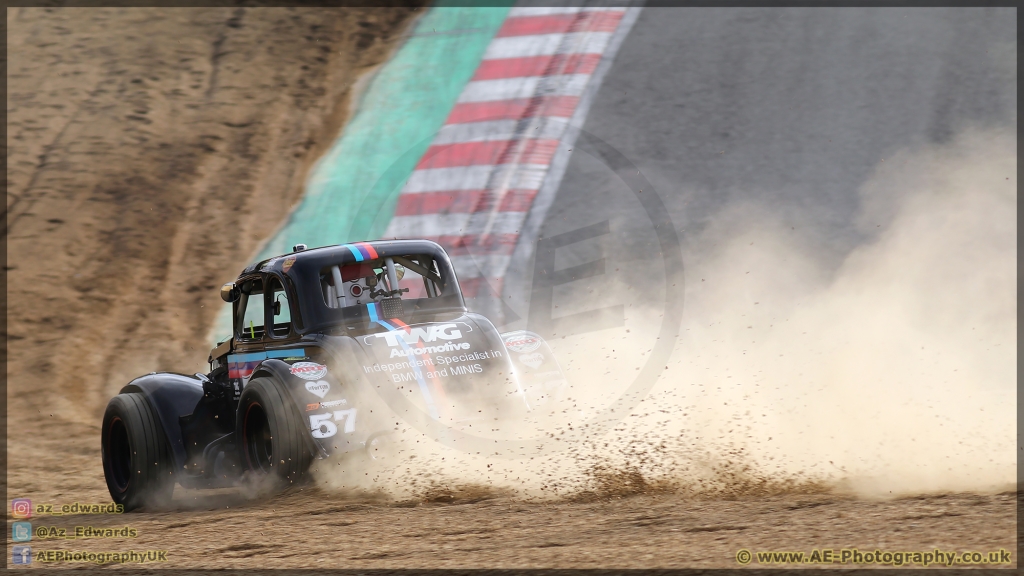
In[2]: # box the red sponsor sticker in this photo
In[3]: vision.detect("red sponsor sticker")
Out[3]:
[502,330,543,353]
[290,362,328,380]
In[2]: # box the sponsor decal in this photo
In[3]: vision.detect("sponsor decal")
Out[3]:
[518,352,545,369]
[502,330,543,353]
[384,348,505,383]
[433,350,502,365]
[451,363,483,376]
[290,361,328,380]
[364,303,440,420]
[304,380,330,398]
[364,322,471,347]
[12,498,31,519]
[12,521,31,542]
[309,409,357,438]
[306,399,348,411]
[388,341,470,358]
[12,545,31,565]
[282,256,296,272]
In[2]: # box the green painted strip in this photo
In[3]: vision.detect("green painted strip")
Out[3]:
[210,5,511,344]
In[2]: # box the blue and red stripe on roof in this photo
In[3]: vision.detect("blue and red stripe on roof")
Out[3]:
[344,242,379,262]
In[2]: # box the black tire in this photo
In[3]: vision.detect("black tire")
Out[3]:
[236,377,313,486]
[101,393,175,511]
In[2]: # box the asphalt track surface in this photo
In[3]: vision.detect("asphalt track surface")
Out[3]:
[537,7,1016,271]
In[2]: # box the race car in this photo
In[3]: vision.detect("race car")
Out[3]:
[101,240,565,510]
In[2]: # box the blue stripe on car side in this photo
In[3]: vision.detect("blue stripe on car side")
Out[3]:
[366,303,438,419]
[266,349,304,359]
[228,348,305,363]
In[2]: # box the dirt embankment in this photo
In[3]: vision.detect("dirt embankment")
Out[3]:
[6,5,424,494]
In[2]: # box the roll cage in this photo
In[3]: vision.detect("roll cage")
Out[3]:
[231,240,466,337]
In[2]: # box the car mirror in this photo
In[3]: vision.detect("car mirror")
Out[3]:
[220,282,240,302]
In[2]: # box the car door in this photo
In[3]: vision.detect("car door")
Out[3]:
[263,273,307,360]
[226,274,268,398]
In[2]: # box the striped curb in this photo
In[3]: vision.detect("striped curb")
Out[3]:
[383,5,642,322]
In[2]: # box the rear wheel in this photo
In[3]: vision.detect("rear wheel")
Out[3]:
[237,377,313,486]
[101,393,174,511]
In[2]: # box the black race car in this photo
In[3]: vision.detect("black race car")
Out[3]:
[101,240,565,510]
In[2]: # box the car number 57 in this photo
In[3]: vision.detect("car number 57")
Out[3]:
[309,409,357,438]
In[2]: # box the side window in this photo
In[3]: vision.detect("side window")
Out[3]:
[236,277,265,340]
[267,276,292,338]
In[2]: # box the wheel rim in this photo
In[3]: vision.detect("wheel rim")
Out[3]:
[105,417,132,493]
[243,402,274,473]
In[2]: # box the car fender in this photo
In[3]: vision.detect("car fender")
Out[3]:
[500,329,568,406]
[120,373,205,474]
[246,358,350,459]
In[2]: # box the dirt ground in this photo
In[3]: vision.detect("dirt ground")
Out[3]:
[7,488,1019,569]
[5,6,1017,570]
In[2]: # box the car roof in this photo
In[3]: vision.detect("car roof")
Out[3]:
[238,239,448,277]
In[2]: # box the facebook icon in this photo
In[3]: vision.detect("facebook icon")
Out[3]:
[12,545,32,565]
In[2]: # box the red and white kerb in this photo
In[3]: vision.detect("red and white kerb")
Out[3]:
[384,7,630,299]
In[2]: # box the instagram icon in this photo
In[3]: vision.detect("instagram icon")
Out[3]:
[11,498,32,519]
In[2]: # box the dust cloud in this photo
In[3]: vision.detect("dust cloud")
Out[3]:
[311,126,1016,502]
[658,125,1016,498]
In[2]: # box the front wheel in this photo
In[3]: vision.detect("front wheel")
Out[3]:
[236,377,313,487]
[101,393,174,511]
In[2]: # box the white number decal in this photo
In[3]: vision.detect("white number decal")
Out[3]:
[309,409,357,438]
[334,408,357,433]
[309,413,337,438]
